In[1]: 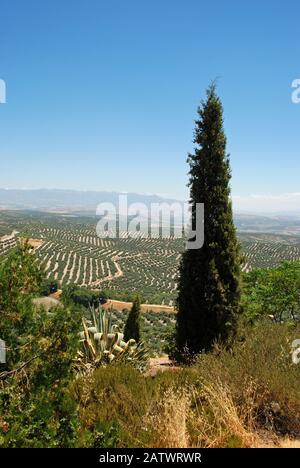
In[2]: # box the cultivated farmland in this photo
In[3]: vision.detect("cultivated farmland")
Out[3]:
[239,232,300,270]
[1,211,300,304]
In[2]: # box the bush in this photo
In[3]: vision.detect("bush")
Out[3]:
[195,320,300,439]
[0,240,45,367]
[71,363,199,447]
[62,285,107,308]
[39,279,58,296]
[0,305,81,448]
[0,242,81,447]
[71,365,150,447]
[72,321,300,448]
[242,261,300,324]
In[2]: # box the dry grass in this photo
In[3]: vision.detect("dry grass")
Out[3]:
[144,387,190,448]
[189,379,256,448]
[252,433,300,448]
[72,322,300,448]
[140,378,258,448]
[278,438,300,448]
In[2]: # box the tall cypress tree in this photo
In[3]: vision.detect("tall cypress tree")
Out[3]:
[124,295,141,343]
[175,84,241,359]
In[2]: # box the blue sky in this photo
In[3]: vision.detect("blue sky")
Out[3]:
[0,0,299,212]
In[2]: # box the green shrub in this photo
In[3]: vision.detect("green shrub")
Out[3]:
[242,261,300,324]
[39,279,58,296]
[71,365,149,447]
[62,285,107,308]
[0,243,81,448]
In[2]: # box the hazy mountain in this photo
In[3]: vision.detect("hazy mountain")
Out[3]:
[0,188,180,213]
[235,213,300,235]
[1,188,300,235]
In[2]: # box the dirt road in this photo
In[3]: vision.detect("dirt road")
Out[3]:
[103,299,176,313]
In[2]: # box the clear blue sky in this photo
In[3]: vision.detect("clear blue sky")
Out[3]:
[0,0,299,211]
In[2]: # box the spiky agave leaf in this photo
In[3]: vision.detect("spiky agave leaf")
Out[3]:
[76,306,149,373]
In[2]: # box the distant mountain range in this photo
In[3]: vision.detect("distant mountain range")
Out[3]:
[0,188,178,212]
[234,213,300,235]
[0,188,300,235]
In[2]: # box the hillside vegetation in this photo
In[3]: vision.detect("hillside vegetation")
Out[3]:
[1,87,300,449]
[1,232,300,447]
[1,211,300,305]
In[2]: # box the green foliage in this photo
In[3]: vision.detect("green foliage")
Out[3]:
[0,306,81,447]
[72,321,300,447]
[39,278,58,296]
[124,295,141,343]
[0,243,81,447]
[176,84,241,359]
[0,239,45,367]
[71,364,197,447]
[99,309,176,357]
[89,422,120,448]
[71,365,150,447]
[242,261,300,324]
[104,289,146,303]
[77,307,149,373]
[62,284,107,308]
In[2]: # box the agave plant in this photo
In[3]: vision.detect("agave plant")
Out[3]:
[76,307,149,373]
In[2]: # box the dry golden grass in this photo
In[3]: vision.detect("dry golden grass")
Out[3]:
[189,379,256,448]
[72,322,300,448]
[141,379,258,448]
[143,387,190,448]
[253,433,300,448]
[278,438,300,448]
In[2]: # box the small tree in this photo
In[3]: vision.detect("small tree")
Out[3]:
[0,305,81,448]
[124,296,141,343]
[0,242,81,447]
[61,285,107,308]
[40,279,58,296]
[0,239,45,367]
